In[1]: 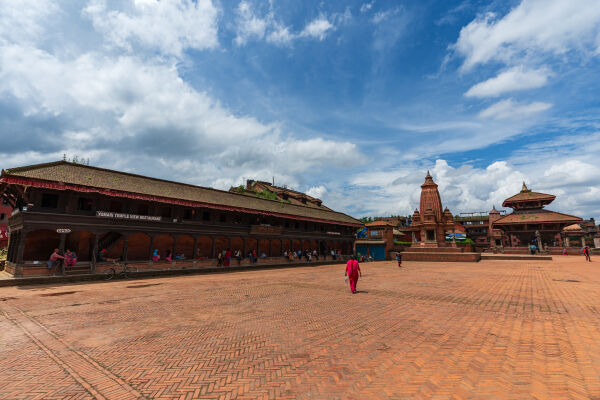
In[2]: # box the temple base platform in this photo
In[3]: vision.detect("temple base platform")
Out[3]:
[481,254,552,261]
[400,249,481,262]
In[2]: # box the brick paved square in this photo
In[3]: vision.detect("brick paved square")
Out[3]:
[1,257,600,399]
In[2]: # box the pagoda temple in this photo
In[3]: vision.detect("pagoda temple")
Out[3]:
[492,183,582,248]
[411,171,455,247]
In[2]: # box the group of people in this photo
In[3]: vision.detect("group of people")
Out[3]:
[47,248,77,270]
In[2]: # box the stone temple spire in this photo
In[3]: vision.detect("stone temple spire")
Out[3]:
[419,171,444,223]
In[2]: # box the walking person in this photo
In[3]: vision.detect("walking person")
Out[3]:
[396,252,402,267]
[344,255,362,294]
[217,251,223,267]
[583,245,592,262]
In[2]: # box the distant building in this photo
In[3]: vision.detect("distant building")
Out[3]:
[0,161,361,277]
[492,183,583,248]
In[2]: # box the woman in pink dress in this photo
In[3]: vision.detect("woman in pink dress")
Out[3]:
[345,255,362,294]
[224,248,232,267]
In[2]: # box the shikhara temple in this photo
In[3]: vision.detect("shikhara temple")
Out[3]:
[0,161,361,277]
[492,183,583,249]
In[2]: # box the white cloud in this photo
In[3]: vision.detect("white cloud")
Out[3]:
[0,0,59,44]
[306,185,327,199]
[0,3,362,192]
[83,0,219,57]
[454,0,600,71]
[234,0,268,45]
[360,1,375,13]
[465,66,551,98]
[299,16,334,40]
[479,99,551,120]
[372,8,400,24]
[233,2,337,46]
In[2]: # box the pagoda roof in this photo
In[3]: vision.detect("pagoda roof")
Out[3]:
[493,211,582,225]
[502,183,555,207]
[0,161,362,226]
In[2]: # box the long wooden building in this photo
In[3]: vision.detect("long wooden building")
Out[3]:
[0,161,361,277]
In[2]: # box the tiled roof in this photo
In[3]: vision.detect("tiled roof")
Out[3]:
[562,223,584,233]
[1,161,362,226]
[493,211,582,225]
[502,190,555,205]
[366,220,395,227]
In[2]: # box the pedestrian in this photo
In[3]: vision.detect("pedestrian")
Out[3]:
[217,251,223,266]
[64,249,77,268]
[562,248,568,256]
[235,249,242,264]
[47,248,64,270]
[152,249,160,262]
[252,249,258,263]
[224,248,232,267]
[165,249,172,262]
[583,246,591,262]
[344,255,362,294]
[396,252,402,267]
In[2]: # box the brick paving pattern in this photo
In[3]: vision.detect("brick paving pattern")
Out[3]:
[1,256,600,399]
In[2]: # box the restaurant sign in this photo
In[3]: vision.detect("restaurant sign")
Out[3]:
[96,211,162,222]
[326,231,341,235]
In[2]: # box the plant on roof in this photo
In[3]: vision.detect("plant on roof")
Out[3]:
[394,241,412,246]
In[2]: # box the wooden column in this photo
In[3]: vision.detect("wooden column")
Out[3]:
[172,235,178,260]
[148,235,155,260]
[242,237,247,256]
[59,232,67,275]
[268,239,272,257]
[210,236,215,258]
[192,236,198,260]
[15,230,26,264]
[123,235,129,263]
[91,234,98,272]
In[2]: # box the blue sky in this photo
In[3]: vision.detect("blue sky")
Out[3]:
[1,0,600,220]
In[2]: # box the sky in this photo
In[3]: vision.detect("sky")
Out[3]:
[1,0,599,220]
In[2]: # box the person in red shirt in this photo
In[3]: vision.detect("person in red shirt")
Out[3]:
[224,248,232,267]
[344,255,362,294]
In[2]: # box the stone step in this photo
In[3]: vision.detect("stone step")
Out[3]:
[481,254,553,261]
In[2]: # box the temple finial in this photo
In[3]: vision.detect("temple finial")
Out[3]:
[521,181,528,192]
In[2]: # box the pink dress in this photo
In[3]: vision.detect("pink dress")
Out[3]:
[346,260,361,293]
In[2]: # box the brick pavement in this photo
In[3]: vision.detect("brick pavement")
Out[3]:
[1,256,599,399]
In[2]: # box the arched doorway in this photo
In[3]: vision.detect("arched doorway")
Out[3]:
[65,230,95,262]
[23,229,60,262]
[176,235,194,259]
[196,236,212,259]
[214,236,229,256]
[153,234,174,260]
[126,233,151,261]
[246,237,258,255]
[271,239,282,256]
[258,238,270,256]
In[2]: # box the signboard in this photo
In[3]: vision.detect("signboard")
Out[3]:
[250,225,283,235]
[56,228,72,234]
[96,211,162,222]
[326,231,341,236]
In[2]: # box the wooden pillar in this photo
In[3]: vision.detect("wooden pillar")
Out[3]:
[210,236,215,258]
[148,235,155,259]
[242,237,247,256]
[123,235,129,263]
[91,234,98,272]
[268,238,272,257]
[59,232,67,275]
[280,239,284,256]
[192,236,198,260]
[15,230,26,264]
[172,235,178,260]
